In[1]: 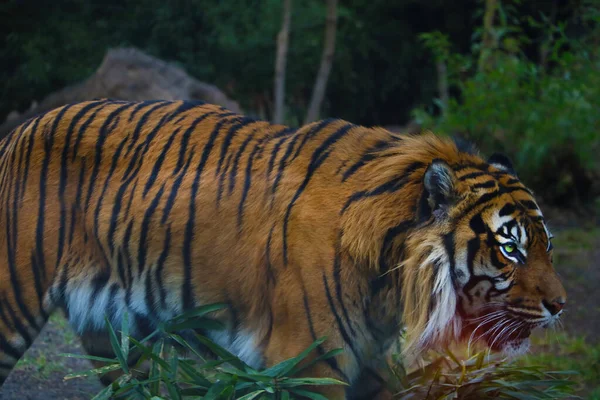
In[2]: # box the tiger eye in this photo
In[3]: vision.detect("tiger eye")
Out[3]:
[503,243,516,253]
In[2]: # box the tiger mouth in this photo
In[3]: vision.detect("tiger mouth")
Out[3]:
[485,324,531,351]
[463,317,533,352]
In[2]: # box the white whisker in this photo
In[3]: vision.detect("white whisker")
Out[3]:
[467,313,506,354]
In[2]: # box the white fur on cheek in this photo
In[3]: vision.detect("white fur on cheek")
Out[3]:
[418,246,460,349]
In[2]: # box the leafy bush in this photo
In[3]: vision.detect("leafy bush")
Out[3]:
[414,1,600,204]
[62,304,346,400]
[62,304,576,399]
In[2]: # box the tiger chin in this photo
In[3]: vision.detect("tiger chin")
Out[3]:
[0,99,566,399]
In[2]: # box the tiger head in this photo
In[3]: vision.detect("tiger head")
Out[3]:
[401,151,566,359]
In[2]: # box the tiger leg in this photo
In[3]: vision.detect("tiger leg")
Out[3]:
[262,288,352,399]
[0,287,54,386]
[348,367,394,400]
[79,330,148,386]
[263,326,348,399]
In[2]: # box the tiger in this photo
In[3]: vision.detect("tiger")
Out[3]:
[0,99,566,399]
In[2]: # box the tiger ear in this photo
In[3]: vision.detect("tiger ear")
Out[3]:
[488,153,517,176]
[421,159,457,219]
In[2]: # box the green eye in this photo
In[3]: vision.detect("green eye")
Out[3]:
[502,243,516,253]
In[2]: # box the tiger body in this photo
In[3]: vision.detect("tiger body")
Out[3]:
[0,100,566,398]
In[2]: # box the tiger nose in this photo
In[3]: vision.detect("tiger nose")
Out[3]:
[543,298,566,316]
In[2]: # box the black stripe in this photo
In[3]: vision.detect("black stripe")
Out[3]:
[58,100,108,268]
[463,238,481,304]
[107,148,146,256]
[215,118,253,176]
[96,133,133,251]
[228,131,256,195]
[519,200,539,211]
[342,140,391,182]
[2,293,33,347]
[143,127,182,197]
[174,112,218,176]
[0,297,14,332]
[459,190,503,220]
[20,117,41,201]
[498,203,516,217]
[138,184,166,274]
[32,104,76,321]
[90,269,111,303]
[162,147,196,224]
[378,220,412,272]
[183,118,230,309]
[459,171,488,181]
[116,245,127,287]
[270,134,300,204]
[266,135,290,181]
[68,163,86,246]
[341,162,424,214]
[283,123,354,264]
[471,180,496,190]
[144,263,156,314]
[71,103,112,161]
[136,103,207,181]
[125,101,172,155]
[333,233,358,339]
[290,119,336,162]
[301,282,348,382]
[124,180,138,218]
[128,100,165,122]
[265,227,276,285]
[238,134,271,229]
[123,220,135,305]
[0,333,21,360]
[443,232,459,289]
[216,152,234,206]
[84,103,134,212]
[2,119,43,328]
[322,273,361,363]
[155,226,171,309]
[122,104,186,184]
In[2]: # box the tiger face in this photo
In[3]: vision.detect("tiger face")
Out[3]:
[415,153,566,356]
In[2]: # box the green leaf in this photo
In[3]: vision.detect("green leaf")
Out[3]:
[165,317,225,333]
[261,337,328,378]
[288,388,331,400]
[105,315,129,373]
[280,377,347,388]
[129,337,171,371]
[58,353,117,364]
[64,363,122,380]
[202,379,235,400]
[121,310,130,359]
[164,303,228,327]
[194,334,251,371]
[289,348,344,377]
[237,390,266,400]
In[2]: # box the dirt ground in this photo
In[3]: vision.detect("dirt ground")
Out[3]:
[0,212,598,399]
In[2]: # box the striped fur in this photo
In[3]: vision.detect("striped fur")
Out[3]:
[0,100,566,398]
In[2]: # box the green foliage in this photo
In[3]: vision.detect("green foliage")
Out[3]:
[390,349,576,399]
[62,304,346,399]
[0,0,490,126]
[519,332,600,399]
[65,304,578,400]
[414,1,600,203]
